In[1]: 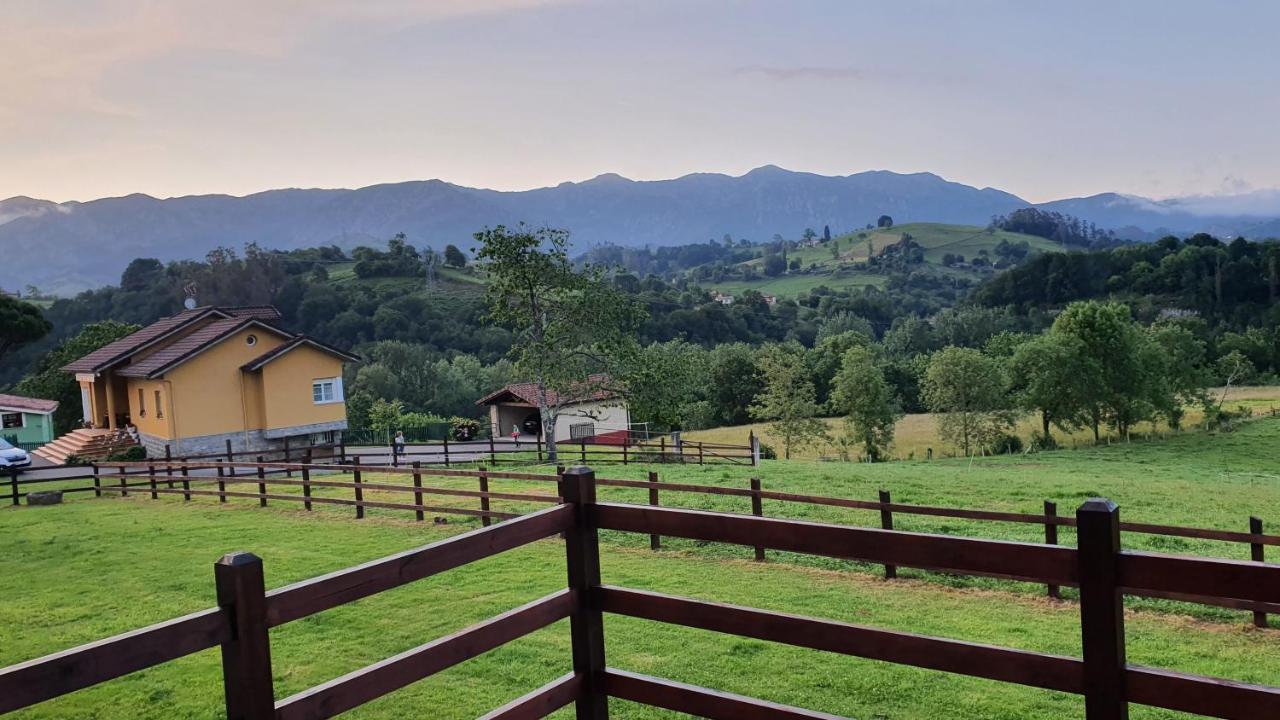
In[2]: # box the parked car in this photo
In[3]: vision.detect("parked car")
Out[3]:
[0,438,32,472]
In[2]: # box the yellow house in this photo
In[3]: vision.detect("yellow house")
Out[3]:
[61,305,357,456]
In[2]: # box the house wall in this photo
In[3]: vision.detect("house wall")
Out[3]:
[125,377,173,440]
[260,346,347,431]
[164,327,292,439]
[552,400,629,443]
[0,411,54,444]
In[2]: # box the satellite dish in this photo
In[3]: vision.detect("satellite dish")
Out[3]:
[182,281,198,310]
[183,297,197,310]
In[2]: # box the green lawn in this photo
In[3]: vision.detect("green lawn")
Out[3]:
[4,421,1280,718]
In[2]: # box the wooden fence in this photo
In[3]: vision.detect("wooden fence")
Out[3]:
[366,435,755,467]
[3,467,1280,718]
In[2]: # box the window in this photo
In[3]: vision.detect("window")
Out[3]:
[1,413,22,429]
[312,377,343,404]
[137,388,146,417]
[154,390,163,419]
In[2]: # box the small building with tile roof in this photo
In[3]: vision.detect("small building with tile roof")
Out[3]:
[0,393,59,446]
[476,376,631,445]
[60,305,358,457]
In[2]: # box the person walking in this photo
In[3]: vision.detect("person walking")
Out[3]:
[393,430,406,460]
[511,424,521,447]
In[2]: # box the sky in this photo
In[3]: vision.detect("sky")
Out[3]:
[4,0,1279,204]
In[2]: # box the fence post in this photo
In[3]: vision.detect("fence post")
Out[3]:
[164,445,174,488]
[535,433,543,463]
[489,433,496,464]
[560,467,608,718]
[442,435,450,467]
[1045,501,1061,599]
[148,463,158,500]
[9,468,17,506]
[255,456,267,508]
[622,441,628,465]
[1077,499,1128,720]
[225,439,236,477]
[879,490,897,579]
[92,463,102,498]
[352,456,364,519]
[338,437,346,464]
[214,552,276,720]
[118,465,128,498]
[216,460,226,503]
[659,436,666,464]
[181,464,191,501]
[478,466,491,527]
[283,436,292,478]
[648,471,661,550]
[412,461,423,521]
[750,477,765,561]
[749,431,759,466]
[390,440,398,468]
[698,442,704,465]
[1251,516,1267,628]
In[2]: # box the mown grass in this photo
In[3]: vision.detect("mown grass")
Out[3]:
[5,420,1280,718]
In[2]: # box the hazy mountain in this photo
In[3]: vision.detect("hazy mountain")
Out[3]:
[2,167,1277,294]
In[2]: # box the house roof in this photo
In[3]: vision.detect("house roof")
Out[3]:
[116,318,291,379]
[0,393,58,414]
[476,375,618,407]
[61,305,284,374]
[241,335,360,372]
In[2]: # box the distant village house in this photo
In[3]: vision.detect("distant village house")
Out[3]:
[0,394,58,446]
[477,380,630,445]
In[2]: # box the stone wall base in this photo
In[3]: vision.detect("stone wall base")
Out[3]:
[140,428,342,459]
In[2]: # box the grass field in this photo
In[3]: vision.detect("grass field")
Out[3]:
[705,223,1055,299]
[688,385,1280,461]
[4,419,1280,718]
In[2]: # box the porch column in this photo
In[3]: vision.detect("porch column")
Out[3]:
[103,374,118,429]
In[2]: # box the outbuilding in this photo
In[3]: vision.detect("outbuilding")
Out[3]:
[0,394,58,446]
[476,380,631,445]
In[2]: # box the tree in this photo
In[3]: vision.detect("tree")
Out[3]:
[763,254,786,277]
[1050,301,1151,441]
[120,258,165,292]
[475,224,644,462]
[14,321,139,434]
[823,225,832,242]
[0,295,51,366]
[444,244,467,268]
[831,346,900,461]
[802,228,818,244]
[749,345,829,459]
[623,341,708,431]
[367,398,405,443]
[1009,333,1089,442]
[877,215,894,228]
[707,343,762,426]
[921,346,1012,456]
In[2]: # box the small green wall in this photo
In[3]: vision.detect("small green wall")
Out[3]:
[1,411,54,446]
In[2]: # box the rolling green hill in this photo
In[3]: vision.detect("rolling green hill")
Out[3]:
[700,223,1059,298]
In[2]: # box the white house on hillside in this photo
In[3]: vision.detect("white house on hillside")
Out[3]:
[476,380,630,445]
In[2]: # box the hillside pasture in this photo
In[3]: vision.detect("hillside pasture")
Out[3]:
[5,419,1280,718]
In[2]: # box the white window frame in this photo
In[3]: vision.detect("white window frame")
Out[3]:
[312,377,343,405]
[1,412,23,429]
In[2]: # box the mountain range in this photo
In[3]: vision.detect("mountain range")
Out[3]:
[3,166,1279,295]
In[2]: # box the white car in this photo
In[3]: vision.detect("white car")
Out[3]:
[0,438,32,471]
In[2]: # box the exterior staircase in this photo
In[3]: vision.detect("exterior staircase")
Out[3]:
[32,428,137,465]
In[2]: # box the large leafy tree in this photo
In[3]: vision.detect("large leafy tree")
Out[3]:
[0,295,52,367]
[14,320,139,434]
[749,345,829,459]
[623,341,708,432]
[830,346,900,461]
[921,346,1012,456]
[1009,333,1090,442]
[1051,301,1151,440]
[475,224,644,462]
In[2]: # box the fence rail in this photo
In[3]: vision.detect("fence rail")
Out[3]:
[3,468,1279,719]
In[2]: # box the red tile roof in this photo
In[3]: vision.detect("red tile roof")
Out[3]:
[476,375,618,406]
[241,335,360,371]
[0,393,59,414]
[61,306,283,374]
[116,318,289,378]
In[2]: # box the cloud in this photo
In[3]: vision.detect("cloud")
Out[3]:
[732,65,865,82]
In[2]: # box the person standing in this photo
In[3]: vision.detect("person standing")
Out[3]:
[393,430,406,460]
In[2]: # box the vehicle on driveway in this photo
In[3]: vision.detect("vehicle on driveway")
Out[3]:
[0,438,32,472]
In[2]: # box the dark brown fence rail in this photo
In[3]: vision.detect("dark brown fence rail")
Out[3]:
[3,468,1279,719]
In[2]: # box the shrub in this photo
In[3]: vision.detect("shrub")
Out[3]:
[63,454,89,467]
[1028,432,1058,452]
[451,417,481,441]
[105,446,147,462]
[757,442,778,460]
[990,434,1024,455]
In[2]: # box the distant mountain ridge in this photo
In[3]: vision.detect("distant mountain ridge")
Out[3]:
[2,166,1277,294]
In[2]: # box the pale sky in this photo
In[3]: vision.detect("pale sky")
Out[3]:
[4,0,1279,204]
